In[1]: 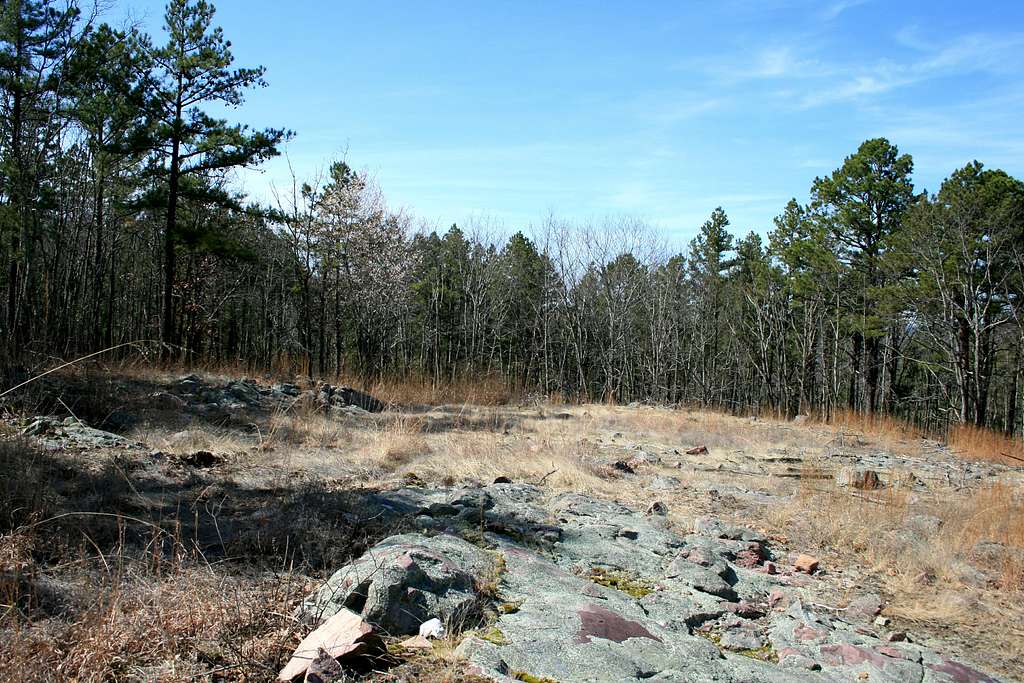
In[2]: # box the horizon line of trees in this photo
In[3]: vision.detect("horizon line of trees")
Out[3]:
[2,1,1023,436]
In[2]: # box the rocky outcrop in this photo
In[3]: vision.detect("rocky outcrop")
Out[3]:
[321,385,385,413]
[301,533,496,636]
[300,483,1004,682]
[166,375,386,416]
[21,416,140,449]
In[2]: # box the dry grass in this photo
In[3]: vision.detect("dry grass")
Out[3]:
[817,409,923,456]
[265,404,351,449]
[770,463,1024,665]
[0,539,305,682]
[0,439,302,681]
[948,423,1024,466]
[366,415,433,470]
[413,419,615,494]
[143,425,256,455]
[7,363,1024,681]
[361,373,520,407]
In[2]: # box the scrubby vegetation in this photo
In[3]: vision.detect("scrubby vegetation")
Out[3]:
[2,1,1024,441]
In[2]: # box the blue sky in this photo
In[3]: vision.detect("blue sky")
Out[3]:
[115,0,1024,247]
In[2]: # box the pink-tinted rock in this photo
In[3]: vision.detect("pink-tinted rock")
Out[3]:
[778,647,822,671]
[794,624,828,642]
[278,609,382,681]
[399,634,433,649]
[844,593,883,622]
[768,588,788,609]
[794,554,820,574]
[574,604,662,645]
[735,542,765,568]
[926,659,1000,683]
[819,643,890,669]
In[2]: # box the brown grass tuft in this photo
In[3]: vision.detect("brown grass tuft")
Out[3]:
[947,423,1024,466]
[819,409,923,455]
[361,373,519,407]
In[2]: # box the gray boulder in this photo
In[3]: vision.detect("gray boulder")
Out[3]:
[301,533,496,636]
[225,379,260,404]
[23,416,138,449]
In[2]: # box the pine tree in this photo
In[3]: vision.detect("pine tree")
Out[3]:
[69,24,151,347]
[0,0,80,349]
[148,0,286,358]
[688,207,735,404]
[811,138,915,412]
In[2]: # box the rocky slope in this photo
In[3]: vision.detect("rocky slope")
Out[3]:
[4,372,1020,682]
[292,481,1004,682]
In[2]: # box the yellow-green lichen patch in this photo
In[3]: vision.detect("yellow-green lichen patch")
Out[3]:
[474,551,507,599]
[498,599,523,614]
[696,630,722,646]
[512,671,559,683]
[478,625,508,646]
[736,645,778,663]
[696,631,778,664]
[588,567,653,598]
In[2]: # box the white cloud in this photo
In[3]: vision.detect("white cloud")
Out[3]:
[792,32,1024,108]
[820,0,871,22]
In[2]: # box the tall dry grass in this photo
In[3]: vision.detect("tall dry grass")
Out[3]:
[817,409,923,456]
[0,529,305,682]
[359,373,520,407]
[947,423,1024,466]
[771,463,1024,663]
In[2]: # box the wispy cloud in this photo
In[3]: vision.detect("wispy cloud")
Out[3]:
[796,32,1024,108]
[686,19,1024,111]
[819,0,871,22]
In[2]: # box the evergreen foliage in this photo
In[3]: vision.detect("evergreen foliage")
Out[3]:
[1,1,1022,437]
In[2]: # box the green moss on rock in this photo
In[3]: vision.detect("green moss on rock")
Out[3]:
[588,567,653,598]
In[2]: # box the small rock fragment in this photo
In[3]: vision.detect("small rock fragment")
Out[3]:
[278,609,382,682]
[648,475,679,491]
[685,445,709,455]
[419,618,446,639]
[794,554,819,574]
[646,501,668,516]
[399,635,433,649]
[304,648,343,683]
[844,593,883,622]
[768,589,788,609]
[719,629,764,651]
[837,467,882,490]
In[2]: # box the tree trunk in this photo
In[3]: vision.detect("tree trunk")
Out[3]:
[162,95,183,362]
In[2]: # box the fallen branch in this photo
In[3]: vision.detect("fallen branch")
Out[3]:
[0,340,159,398]
[531,468,558,486]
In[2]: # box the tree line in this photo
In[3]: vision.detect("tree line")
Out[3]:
[2,1,1023,435]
